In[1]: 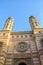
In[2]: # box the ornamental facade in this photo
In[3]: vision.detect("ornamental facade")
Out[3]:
[0,16,43,65]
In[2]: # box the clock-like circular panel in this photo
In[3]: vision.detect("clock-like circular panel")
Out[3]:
[16,42,28,52]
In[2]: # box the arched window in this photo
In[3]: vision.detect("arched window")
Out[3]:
[40,39,43,49]
[0,42,3,52]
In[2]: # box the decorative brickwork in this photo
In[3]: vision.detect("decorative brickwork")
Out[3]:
[0,16,42,65]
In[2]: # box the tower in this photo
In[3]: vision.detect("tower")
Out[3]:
[3,17,14,32]
[29,16,40,30]
[29,16,41,34]
[29,16,43,65]
[0,17,14,65]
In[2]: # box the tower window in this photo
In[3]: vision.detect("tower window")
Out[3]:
[5,23,8,28]
[0,42,3,52]
[9,24,11,29]
[40,39,43,48]
[35,21,38,26]
[0,42,3,46]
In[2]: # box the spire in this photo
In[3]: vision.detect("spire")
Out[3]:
[3,17,14,32]
[29,16,40,30]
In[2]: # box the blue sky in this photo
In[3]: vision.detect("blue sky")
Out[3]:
[0,0,43,32]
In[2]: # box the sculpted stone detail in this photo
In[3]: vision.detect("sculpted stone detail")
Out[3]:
[13,58,31,65]
[0,16,42,65]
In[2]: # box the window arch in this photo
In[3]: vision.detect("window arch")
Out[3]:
[0,42,3,52]
[40,39,43,48]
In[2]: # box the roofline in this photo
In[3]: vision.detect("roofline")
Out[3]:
[10,31,32,35]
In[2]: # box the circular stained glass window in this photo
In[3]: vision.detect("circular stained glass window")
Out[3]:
[16,42,28,52]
